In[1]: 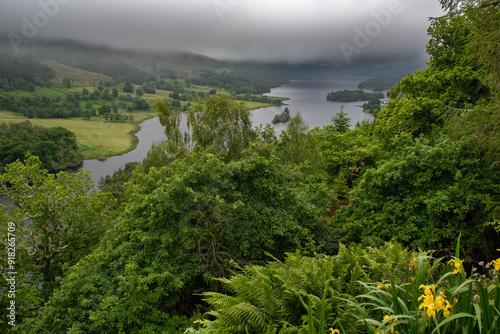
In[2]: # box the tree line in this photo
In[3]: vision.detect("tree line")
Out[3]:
[235,92,283,105]
[326,89,384,102]
[0,95,91,119]
[190,68,285,95]
[0,89,145,120]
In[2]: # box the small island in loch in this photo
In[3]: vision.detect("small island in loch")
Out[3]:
[271,107,291,124]
[326,89,384,102]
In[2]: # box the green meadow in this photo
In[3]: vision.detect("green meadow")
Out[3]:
[0,81,284,159]
[0,110,156,159]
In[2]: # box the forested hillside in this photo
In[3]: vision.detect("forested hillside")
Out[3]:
[357,76,403,92]
[0,0,499,333]
[0,55,55,91]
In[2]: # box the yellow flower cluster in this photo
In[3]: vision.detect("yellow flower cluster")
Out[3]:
[418,285,452,318]
[492,258,500,271]
[491,249,500,271]
[329,328,340,334]
[448,258,462,275]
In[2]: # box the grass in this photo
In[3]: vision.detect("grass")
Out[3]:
[41,59,113,86]
[0,95,281,161]
[1,87,68,101]
[0,110,156,159]
[0,79,286,160]
[244,101,281,110]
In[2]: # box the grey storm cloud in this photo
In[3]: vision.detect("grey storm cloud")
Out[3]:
[0,0,445,65]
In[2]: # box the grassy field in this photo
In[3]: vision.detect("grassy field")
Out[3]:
[0,78,286,160]
[0,99,282,160]
[0,97,280,160]
[41,59,113,86]
[3,86,68,101]
[0,110,156,159]
[0,56,289,161]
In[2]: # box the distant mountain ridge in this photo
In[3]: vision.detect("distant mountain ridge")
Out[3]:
[0,38,225,84]
[0,38,426,83]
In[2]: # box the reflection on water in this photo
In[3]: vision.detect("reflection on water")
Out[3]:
[69,117,168,187]
[252,75,379,130]
[75,75,380,188]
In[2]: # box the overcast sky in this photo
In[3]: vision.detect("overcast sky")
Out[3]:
[0,0,445,65]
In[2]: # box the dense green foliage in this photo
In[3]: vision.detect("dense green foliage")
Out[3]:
[321,0,500,261]
[330,110,351,134]
[441,5,500,170]
[357,76,402,92]
[21,151,334,333]
[334,137,500,257]
[0,121,81,172]
[198,243,439,333]
[314,119,382,196]
[0,157,116,332]
[326,90,384,102]
[378,13,489,141]
[271,107,290,124]
[98,162,140,204]
[361,97,381,113]
[188,94,255,161]
[275,113,326,175]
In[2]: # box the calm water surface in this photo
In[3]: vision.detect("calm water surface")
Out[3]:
[252,75,379,132]
[79,75,382,187]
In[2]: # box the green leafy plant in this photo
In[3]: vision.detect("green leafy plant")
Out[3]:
[198,243,435,334]
[347,239,500,334]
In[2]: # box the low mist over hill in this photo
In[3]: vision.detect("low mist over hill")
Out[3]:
[0,38,227,84]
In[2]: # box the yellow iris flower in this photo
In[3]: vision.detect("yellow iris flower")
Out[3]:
[418,285,452,318]
[491,258,500,271]
[448,259,462,274]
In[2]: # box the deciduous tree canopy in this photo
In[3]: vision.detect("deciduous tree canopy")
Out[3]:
[0,121,81,172]
[0,157,116,330]
[22,151,334,333]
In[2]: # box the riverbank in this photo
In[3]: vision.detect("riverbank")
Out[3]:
[0,110,157,159]
[67,75,375,187]
[0,99,285,160]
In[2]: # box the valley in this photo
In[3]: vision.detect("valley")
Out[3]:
[0,43,288,159]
